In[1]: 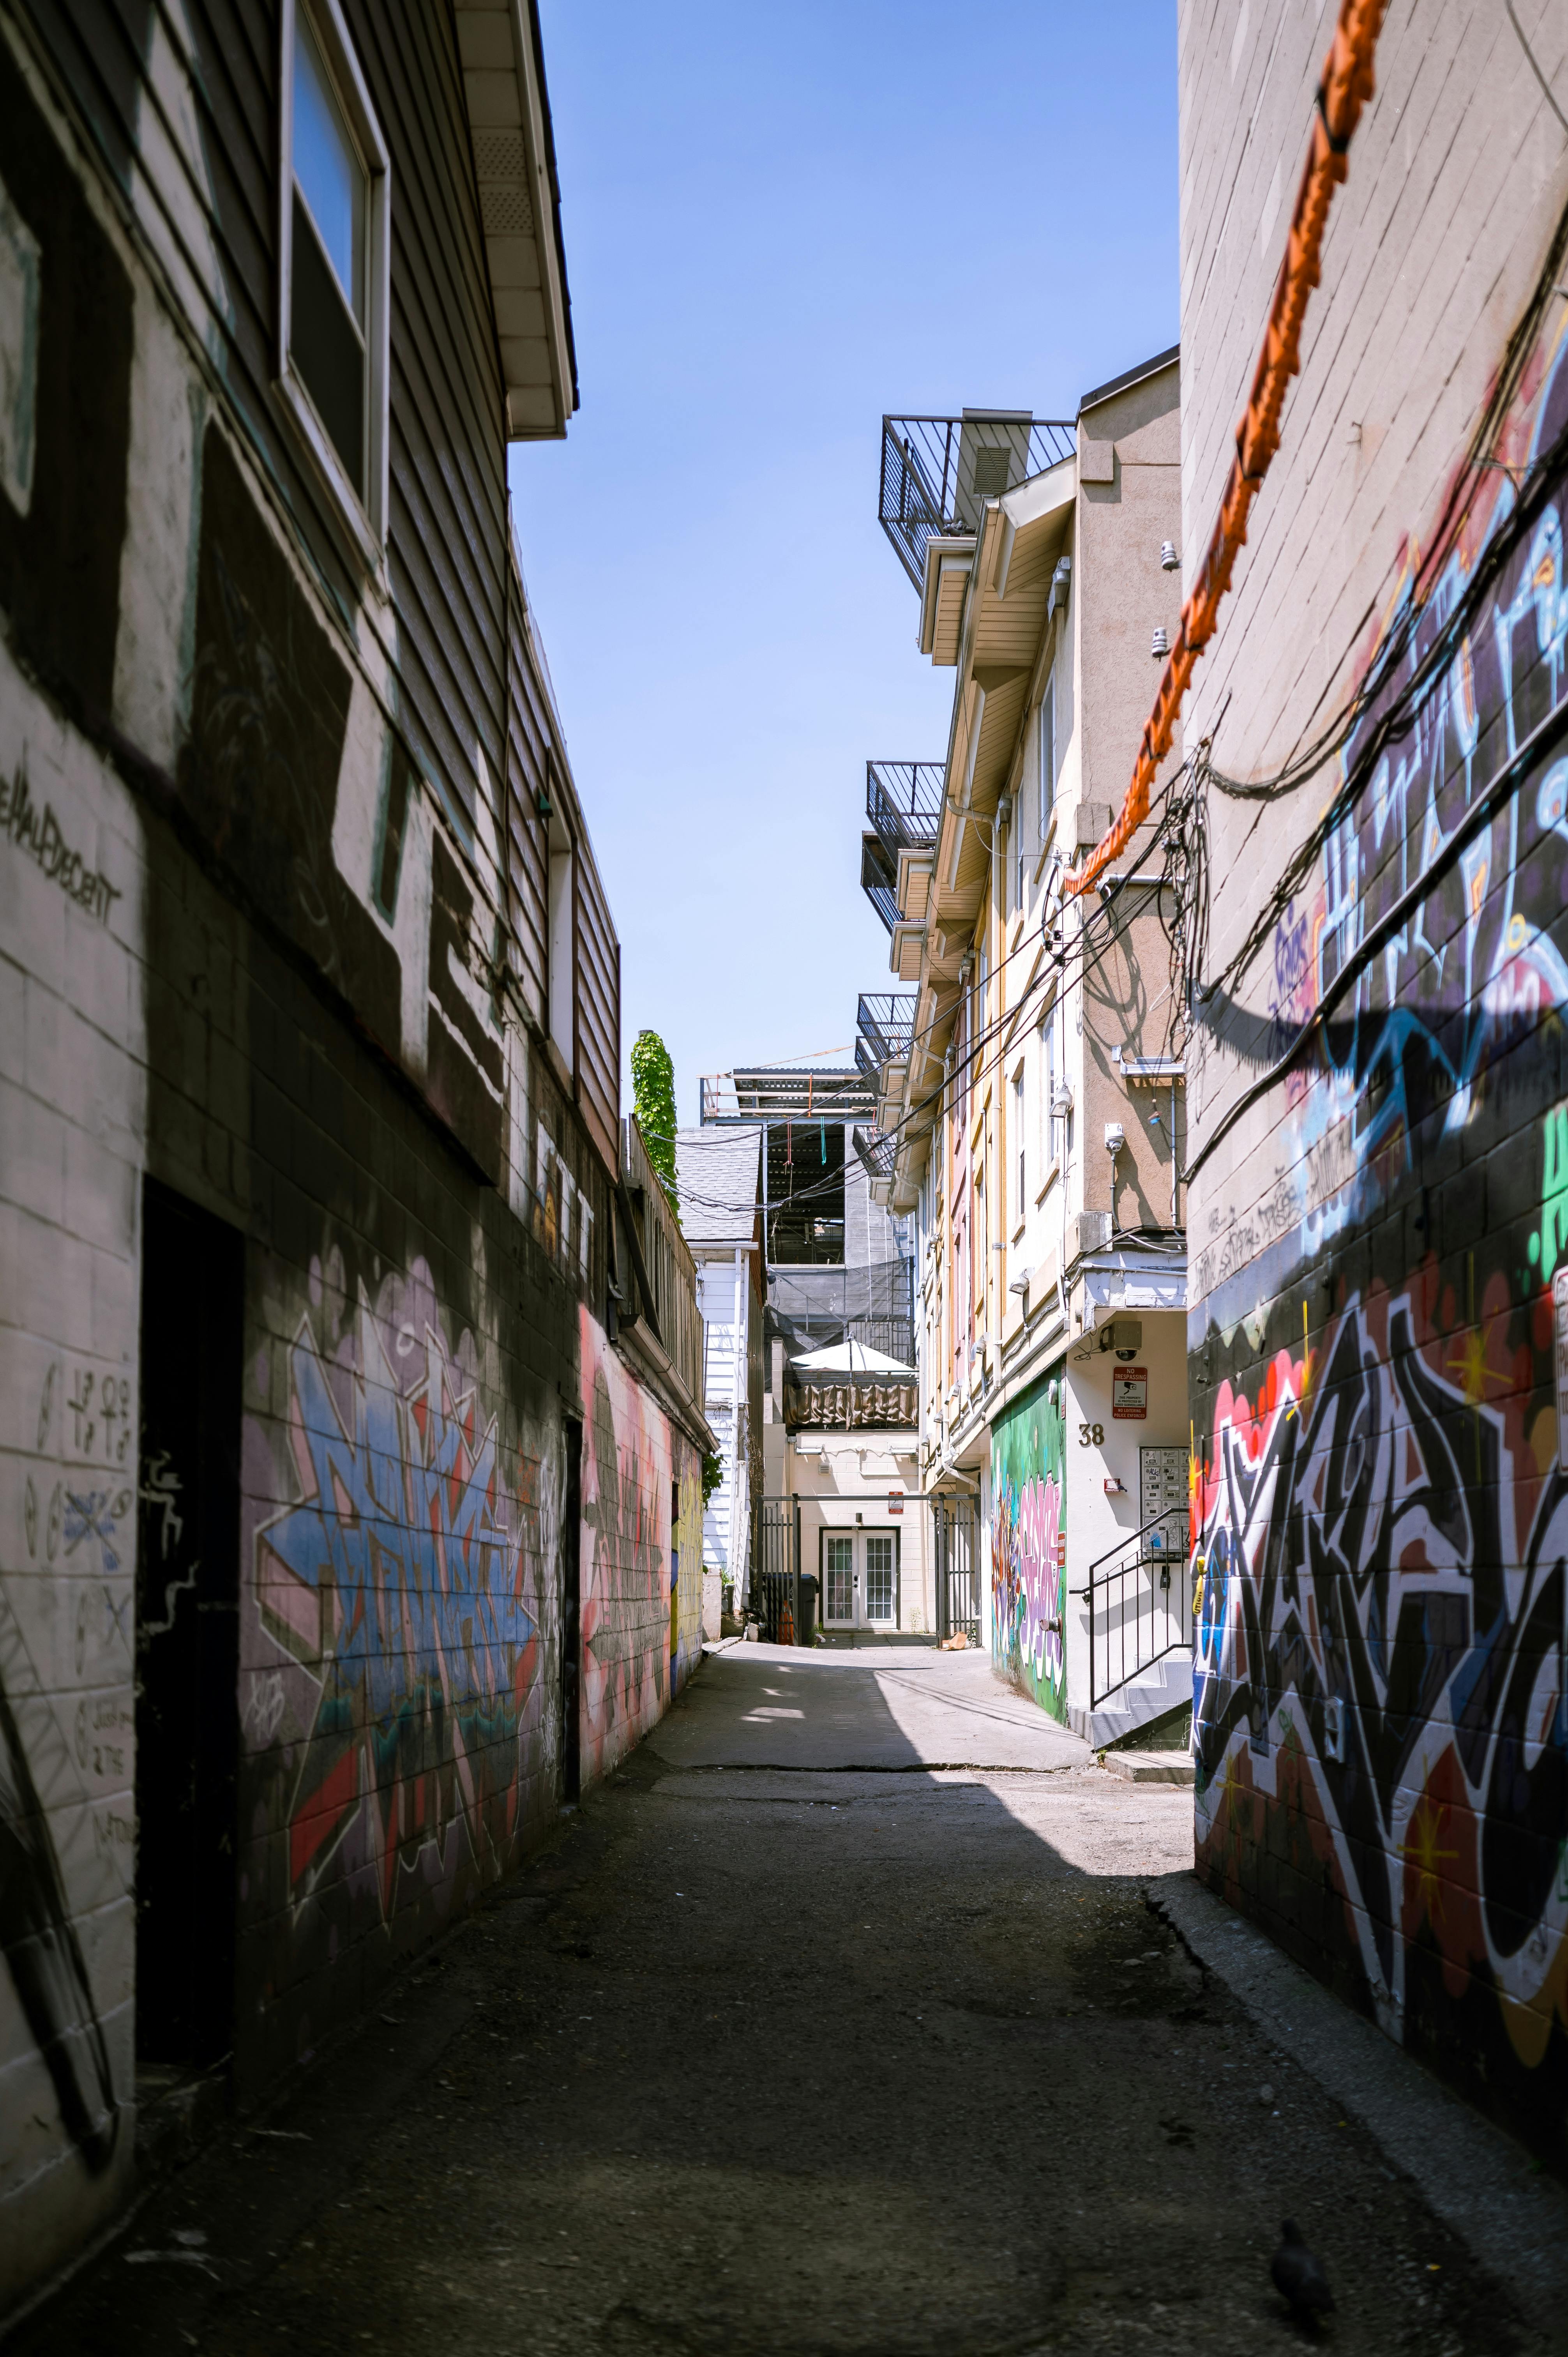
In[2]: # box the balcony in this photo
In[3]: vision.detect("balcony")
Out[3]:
[765,1256,915,1370]
[879,412,1076,592]
[867,760,944,862]
[851,1124,895,1181]
[861,762,943,934]
[855,994,916,1081]
[700,1066,876,1125]
[860,832,899,933]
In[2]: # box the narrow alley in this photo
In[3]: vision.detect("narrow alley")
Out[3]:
[15,1648,1535,2357]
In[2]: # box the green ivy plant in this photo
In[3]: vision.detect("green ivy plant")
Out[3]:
[630,1028,679,1220]
[701,1452,724,1507]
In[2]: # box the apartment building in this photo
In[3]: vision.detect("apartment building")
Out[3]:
[673,1124,764,1603]
[1170,0,1568,2153]
[863,364,1192,1732]
[693,1064,929,1637]
[0,0,710,2305]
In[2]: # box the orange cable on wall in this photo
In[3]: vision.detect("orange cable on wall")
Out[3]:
[1068,0,1388,898]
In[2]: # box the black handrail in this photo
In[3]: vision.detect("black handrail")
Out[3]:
[1077,1505,1191,1712]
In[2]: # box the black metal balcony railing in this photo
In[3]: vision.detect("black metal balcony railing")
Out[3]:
[851,1124,895,1182]
[860,833,899,935]
[855,994,916,1083]
[879,413,1076,592]
[867,760,945,868]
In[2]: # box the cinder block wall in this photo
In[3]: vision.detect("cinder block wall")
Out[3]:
[1180,0,1568,2152]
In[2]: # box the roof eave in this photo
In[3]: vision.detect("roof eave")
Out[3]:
[456,0,579,441]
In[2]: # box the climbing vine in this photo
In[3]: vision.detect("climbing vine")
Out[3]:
[630,1028,679,1218]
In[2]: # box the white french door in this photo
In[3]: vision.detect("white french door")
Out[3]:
[822,1531,899,1629]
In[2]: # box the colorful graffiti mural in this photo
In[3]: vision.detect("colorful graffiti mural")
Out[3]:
[991,1376,1067,1719]
[252,1258,542,1922]
[577,1306,675,1784]
[1191,316,1568,2135]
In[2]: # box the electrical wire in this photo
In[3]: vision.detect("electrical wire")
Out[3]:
[1073,0,1390,896]
[1183,687,1568,1186]
[855,792,1183,1174]
[1189,336,1568,1023]
[1181,160,1568,855]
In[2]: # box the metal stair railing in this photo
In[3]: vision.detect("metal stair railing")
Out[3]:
[1077,1506,1192,1712]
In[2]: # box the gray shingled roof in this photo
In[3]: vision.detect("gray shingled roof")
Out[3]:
[674,1127,761,1250]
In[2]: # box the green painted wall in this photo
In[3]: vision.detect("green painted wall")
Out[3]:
[990,1374,1067,1720]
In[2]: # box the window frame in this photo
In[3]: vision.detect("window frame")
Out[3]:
[1038,670,1057,837]
[1015,763,1030,915]
[1011,1060,1026,1238]
[276,0,392,578]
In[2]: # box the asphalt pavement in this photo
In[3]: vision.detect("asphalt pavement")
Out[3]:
[12,1646,1555,2355]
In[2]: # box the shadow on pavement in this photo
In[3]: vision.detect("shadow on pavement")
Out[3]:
[6,1648,1529,2357]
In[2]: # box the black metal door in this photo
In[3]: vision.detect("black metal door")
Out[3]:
[752,1501,800,1643]
[934,1497,980,1644]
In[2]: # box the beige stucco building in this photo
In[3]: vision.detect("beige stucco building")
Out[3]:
[860,354,1193,1734]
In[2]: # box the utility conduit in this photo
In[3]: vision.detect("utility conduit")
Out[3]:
[1068,0,1388,898]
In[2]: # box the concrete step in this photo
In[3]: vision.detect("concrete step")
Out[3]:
[1068,1653,1192,1750]
[1100,1749,1195,1785]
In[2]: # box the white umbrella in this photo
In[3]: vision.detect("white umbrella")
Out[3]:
[788,1339,917,1378]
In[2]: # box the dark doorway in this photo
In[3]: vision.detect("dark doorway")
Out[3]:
[561,1417,582,1803]
[134,1180,244,2071]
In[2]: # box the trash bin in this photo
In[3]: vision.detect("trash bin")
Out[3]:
[798,1572,819,1647]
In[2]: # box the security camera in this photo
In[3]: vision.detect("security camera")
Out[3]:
[1104,1122,1125,1157]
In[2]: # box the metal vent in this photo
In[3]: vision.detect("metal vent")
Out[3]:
[479,184,535,236]
[971,447,1012,495]
[472,129,528,177]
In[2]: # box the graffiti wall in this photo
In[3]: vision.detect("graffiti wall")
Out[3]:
[238,1238,560,2080]
[991,1375,1067,1720]
[578,1307,681,1784]
[1191,316,1568,2145]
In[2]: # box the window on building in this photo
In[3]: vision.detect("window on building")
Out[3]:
[1039,673,1056,834]
[1013,1066,1026,1216]
[1015,767,1030,913]
[279,0,390,561]
[1042,1005,1055,1168]
[973,1167,986,1331]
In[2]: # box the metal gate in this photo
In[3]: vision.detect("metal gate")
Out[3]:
[934,1496,980,1644]
[751,1494,969,1646]
[753,1498,802,1644]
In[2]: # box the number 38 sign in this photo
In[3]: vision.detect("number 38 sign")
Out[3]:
[1111,1367,1148,1421]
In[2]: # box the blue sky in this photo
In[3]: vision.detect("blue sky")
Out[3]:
[510,1,1180,1126]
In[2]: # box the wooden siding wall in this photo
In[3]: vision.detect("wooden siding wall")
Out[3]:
[23,0,623,1193]
[503,549,620,1173]
[26,0,506,839]
[621,1117,703,1410]
[575,829,619,1171]
[503,557,551,1031]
